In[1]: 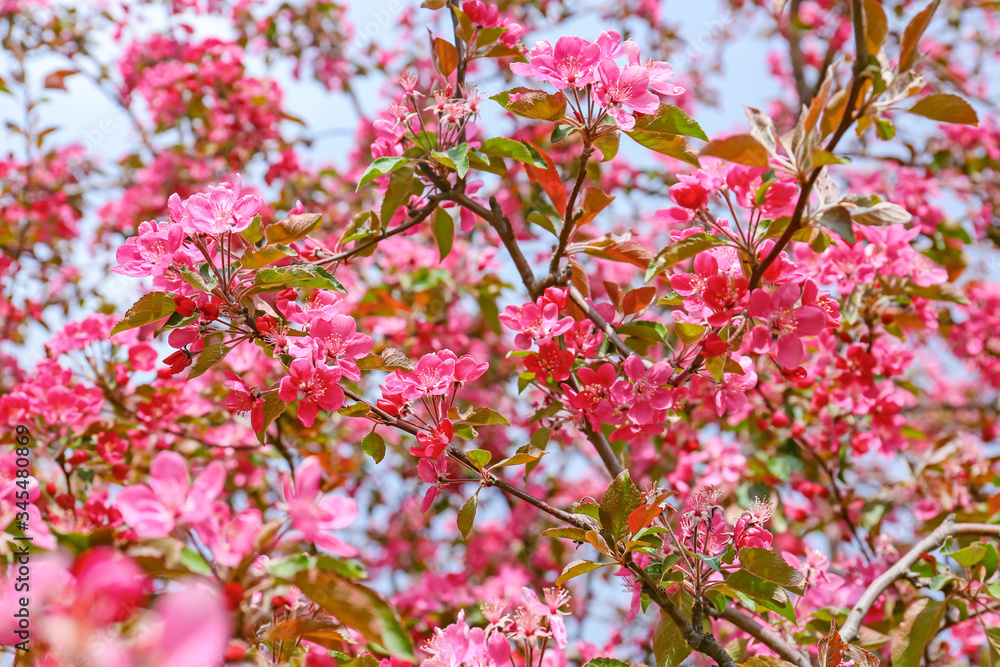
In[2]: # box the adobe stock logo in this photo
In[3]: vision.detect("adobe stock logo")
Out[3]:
[344,0,405,58]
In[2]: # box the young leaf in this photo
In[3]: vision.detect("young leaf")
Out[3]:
[578,187,615,226]
[240,244,297,270]
[899,0,940,72]
[555,559,609,585]
[432,208,455,261]
[622,286,656,316]
[256,391,287,444]
[362,431,386,464]
[525,143,567,216]
[357,157,410,190]
[599,470,643,543]
[187,343,233,380]
[252,265,347,293]
[737,548,806,595]
[431,36,458,77]
[110,292,177,336]
[290,571,415,662]
[265,213,323,245]
[629,103,708,141]
[653,609,693,667]
[906,94,978,126]
[645,234,725,281]
[817,625,846,667]
[380,165,419,229]
[478,137,547,167]
[464,407,510,426]
[457,493,478,541]
[466,449,492,469]
[890,598,945,667]
[491,88,567,121]
[700,134,770,167]
[431,143,471,178]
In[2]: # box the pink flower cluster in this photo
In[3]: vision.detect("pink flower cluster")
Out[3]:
[378,351,488,458]
[511,33,683,129]
[423,588,571,667]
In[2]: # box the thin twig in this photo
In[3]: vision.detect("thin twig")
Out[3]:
[840,518,1000,642]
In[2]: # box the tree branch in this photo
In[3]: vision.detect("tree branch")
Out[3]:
[549,142,594,277]
[712,607,813,667]
[747,0,869,291]
[627,557,737,667]
[567,285,636,360]
[840,519,1000,643]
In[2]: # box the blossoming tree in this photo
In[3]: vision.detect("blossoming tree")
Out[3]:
[2,0,1000,666]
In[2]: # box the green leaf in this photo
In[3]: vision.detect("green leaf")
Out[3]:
[701,134,770,167]
[268,553,315,579]
[645,233,725,281]
[653,609,693,667]
[291,571,415,661]
[256,391,287,444]
[357,157,410,190]
[458,493,478,541]
[818,206,855,244]
[906,94,978,126]
[527,211,561,237]
[252,265,347,293]
[265,213,323,245]
[555,559,609,585]
[491,87,567,121]
[241,244,298,269]
[180,547,213,576]
[890,598,945,667]
[583,660,631,667]
[241,214,263,244]
[110,292,177,336]
[675,322,706,346]
[724,571,797,623]
[178,264,214,291]
[466,449,492,469]
[944,542,988,567]
[982,543,999,579]
[491,444,546,468]
[542,527,588,541]
[599,470,643,542]
[381,166,422,232]
[738,548,806,595]
[626,106,702,166]
[631,103,708,141]
[362,431,386,464]
[849,202,912,226]
[594,130,620,161]
[464,407,510,426]
[433,208,455,261]
[432,143,471,178]
[187,343,233,380]
[478,137,546,167]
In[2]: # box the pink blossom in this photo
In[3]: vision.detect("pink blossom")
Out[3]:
[185,177,262,235]
[112,220,185,278]
[748,283,828,368]
[623,39,684,95]
[593,59,660,131]
[194,503,263,567]
[510,36,601,89]
[610,356,674,424]
[280,457,358,556]
[117,451,226,537]
[278,359,345,428]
